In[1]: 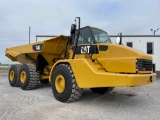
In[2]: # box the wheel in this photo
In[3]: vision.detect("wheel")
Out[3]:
[19,64,40,90]
[8,64,21,87]
[51,64,83,102]
[40,79,50,84]
[90,87,114,94]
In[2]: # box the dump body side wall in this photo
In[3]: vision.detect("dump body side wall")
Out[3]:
[5,35,68,66]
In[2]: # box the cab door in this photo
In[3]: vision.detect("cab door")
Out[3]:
[71,27,98,59]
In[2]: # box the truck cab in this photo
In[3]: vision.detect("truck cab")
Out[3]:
[74,26,111,44]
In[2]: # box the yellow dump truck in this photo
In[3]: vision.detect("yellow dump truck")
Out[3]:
[5,17,156,102]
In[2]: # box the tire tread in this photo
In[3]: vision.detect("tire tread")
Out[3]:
[63,64,83,102]
[20,64,39,90]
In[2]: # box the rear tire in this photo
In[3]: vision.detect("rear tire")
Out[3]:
[90,87,114,94]
[8,64,21,87]
[19,64,40,90]
[51,64,83,102]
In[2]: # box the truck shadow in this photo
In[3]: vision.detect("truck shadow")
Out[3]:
[37,83,51,89]
[78,88,145,107]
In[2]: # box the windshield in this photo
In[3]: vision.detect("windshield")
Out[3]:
[92,28,111,43]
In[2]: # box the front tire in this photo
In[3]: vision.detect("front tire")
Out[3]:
[8,64,21,87]
[51,64,83,102]
[19,64,40,90]
[90,87,114,94]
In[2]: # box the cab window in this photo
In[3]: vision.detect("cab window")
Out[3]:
[78,27,93,44]
[92,28,111,43]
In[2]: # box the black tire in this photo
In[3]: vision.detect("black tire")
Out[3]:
[40,79,50,84]
[90,87,114,94]
[19,64,40,90]
[51,64,83,102]
[8,64,21,87]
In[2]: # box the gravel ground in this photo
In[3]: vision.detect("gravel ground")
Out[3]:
[0,75,160,120]
[0,70,8,76]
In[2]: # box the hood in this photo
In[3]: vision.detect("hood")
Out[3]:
[107,44,152,60]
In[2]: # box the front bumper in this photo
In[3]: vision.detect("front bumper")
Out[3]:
[126,73,156,86]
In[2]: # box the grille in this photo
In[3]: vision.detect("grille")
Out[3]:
[137,59,152,71]
[99,46,108,51]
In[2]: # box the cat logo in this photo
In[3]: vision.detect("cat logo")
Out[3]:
[32,44,43,51]
[35,45,41,50]
[81,46,90,53]
[71,45,98,54]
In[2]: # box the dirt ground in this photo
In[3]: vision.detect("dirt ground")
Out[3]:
[0,75,160,120]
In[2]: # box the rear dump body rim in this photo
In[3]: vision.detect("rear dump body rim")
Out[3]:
[9,70,14,81]
[20,70,27,83]
[55,74,65,93]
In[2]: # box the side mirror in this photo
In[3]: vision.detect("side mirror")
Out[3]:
[116,37,120,44]
[70,24,76,36]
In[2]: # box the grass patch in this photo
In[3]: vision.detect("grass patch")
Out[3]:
[0,67,9,70]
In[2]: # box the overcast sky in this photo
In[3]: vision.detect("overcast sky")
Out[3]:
[0,0,160,64]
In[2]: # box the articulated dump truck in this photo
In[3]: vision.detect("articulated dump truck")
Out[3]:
[5,18,156,102]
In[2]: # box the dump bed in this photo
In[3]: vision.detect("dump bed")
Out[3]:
[5,35,68,66]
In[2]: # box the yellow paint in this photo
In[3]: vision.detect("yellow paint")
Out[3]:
[94,43,152,60]
[20,71,27,83]
[40,74,49,80]
[49,59,156,88]
[98,58,136,73]
[9,70,14,81]
[55,74,65,93]
[126,73,156,86]
[6,34,156,89]
[5,35,68,64]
